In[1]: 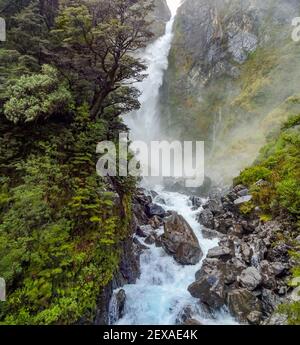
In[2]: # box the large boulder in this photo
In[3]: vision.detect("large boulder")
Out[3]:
[259,260,277,290]
[202,199,223,215]
[162,212,203,265]
[261,289,281,315]
[207,246,232,262]
[198,209,214,229]
[234,195,253,205]
[227,289,262,324]
[238,267,262,291]
[189,196,203,209]
[146,203,166,218]
[188,259,226,309]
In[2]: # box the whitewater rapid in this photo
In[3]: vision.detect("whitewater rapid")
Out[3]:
[112,188,236,325]
[110,0,236,325]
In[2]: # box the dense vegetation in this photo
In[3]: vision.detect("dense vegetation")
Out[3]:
[0,0,152,324]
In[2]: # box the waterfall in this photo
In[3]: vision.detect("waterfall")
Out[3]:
[110,0,237,325]
[125,1,181,142]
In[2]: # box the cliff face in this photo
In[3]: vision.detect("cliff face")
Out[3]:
[160,0,300,184]
[148,0,171,40]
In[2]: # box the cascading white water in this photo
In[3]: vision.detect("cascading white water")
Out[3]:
[113,189,236,325]
[110,0,237,325]
[125,1,181,142]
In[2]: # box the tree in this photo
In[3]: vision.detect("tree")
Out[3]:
[8,1,48,64]
[0,0,50,105]
[50,0,154,120]
[4,64,73,124]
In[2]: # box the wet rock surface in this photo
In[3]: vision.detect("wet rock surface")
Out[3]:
[190,183,296,324]
[162,212,203,265]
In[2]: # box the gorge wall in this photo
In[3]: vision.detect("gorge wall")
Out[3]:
[160,0,300,184]
[149,0,171,40]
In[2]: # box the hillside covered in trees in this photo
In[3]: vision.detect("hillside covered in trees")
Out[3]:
[0,0,154,324]
[0,0,299,326]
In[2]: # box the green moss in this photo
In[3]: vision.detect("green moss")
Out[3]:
[259,214,273,222]
[239,201,255,215]
[235,114,300,218]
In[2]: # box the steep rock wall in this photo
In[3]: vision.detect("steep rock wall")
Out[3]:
[160,0,300,184]
[149,0,171,40]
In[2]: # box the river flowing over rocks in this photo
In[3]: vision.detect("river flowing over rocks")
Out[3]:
[105,0,297,326]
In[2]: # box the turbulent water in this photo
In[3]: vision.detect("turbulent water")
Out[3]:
[110,0,237,325]
[112,188,236,325]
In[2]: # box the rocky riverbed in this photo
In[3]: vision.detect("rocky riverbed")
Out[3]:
[104,180,299,325]
[189,182,300,325]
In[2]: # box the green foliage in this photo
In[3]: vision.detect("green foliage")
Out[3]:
[239,201,255,215]
[0,115,135,324]
[0,0,149,325]
[235,166,272,186]
[50,0,152,119]
[4,65,74,123]
[279,250,300,325]
[235,114,300,218]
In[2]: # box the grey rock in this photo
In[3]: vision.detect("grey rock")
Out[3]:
[263,313,288,325]
[201,228,222,240]
[260,260,276,290]
[108,289,126,324]
[237,188,250,197]
[228,32,258,63]
[137,225,154,238]
[238,267,262,290]
[247,311,263,325]
[148,0,171,40]
[203,199,223,215]
[162,212,203,265]
[234,195,253,205]
[240,242,252,264]
[261,289,281,315]
[227,289,262,324]
[144,235,156,245]
[233,185,248,193]
[189,259,226,309]
[146,203,166,218]
[189,196,203,209]
[198,209,214,229]
[290,286,300,302]
[271,262,287,277]
[148,216,162,229]
[207,246,232,262]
